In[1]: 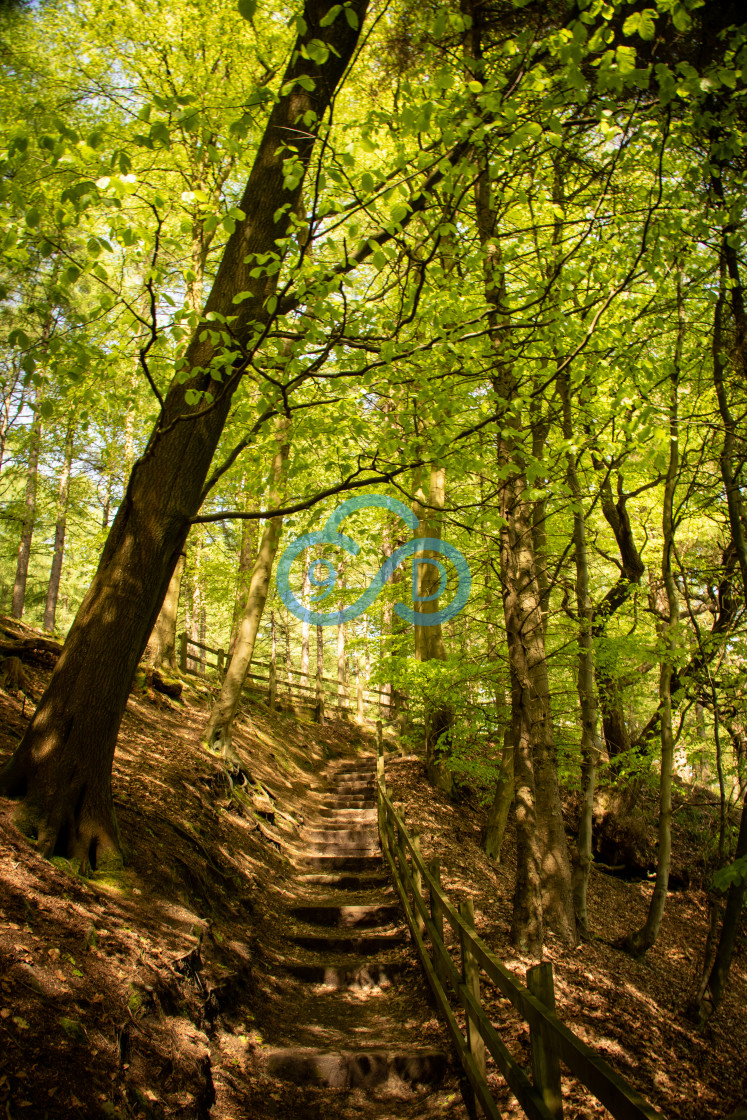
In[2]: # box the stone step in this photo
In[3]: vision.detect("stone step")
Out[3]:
[281,958,408,989]
[289,929,407,954]
[294,853,383,871]
[290,903,400,928]
[327,784,374,792]
[302,843,380,858]
[264,1047,448,1090]
[300,826,379,845]
[294,871,390,890]
[325,758,375,773]
[313,806,378,821]
[320,792,376,801]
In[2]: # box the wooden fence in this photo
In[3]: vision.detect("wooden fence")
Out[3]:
[177,632,399,721]
[375,734,666,1120]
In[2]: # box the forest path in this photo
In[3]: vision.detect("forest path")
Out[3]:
[256,751,469,1119]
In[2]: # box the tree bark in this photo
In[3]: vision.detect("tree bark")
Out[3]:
[43,416,75,632]
[315,623,324,724]
[229,478,259,655]
[337,579,347,716]
[474,178,576,952]
[412,461,453,791]
[690,228,747,1015]
[624,279,682,956]
[300,566,311,685]
[483,725,514,862]
[0,0,368,871]
[590,467,645,759]
[558,368,603,939]
[146,553,186,670]
[204,422,289,758]
[11,387,43,619]
[700,788,747,1016]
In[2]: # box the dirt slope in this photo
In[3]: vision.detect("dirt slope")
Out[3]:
[0,626,745,1120]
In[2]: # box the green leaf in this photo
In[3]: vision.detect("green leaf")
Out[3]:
[672,4,691,32]
[40,400,54,419]
[320,4,342,26]
[149,121,171,148]
[713,854,747,893]
[344,4,358,28]
[623,9,656,41]
[237,0,257,18]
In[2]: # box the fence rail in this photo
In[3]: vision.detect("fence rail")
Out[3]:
[375,737,666,1120]
[177,632,399,721]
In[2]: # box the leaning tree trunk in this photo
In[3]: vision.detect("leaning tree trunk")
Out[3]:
[11,388,43,619]
[0,0,368,872]
[203,424,289,759]
[43,416,75,632]
[146,552,186,670]
[229,478,259,655]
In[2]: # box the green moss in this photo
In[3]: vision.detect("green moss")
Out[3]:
[59,1017,87,1044]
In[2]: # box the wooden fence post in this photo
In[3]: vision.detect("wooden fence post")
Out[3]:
[459,898,487,1096]
[527,962,563,1120]
[412,832,425,939]
[429,857,448,989]
[395,806,408,886]
[178,631,187,673]
[216,647,225,679]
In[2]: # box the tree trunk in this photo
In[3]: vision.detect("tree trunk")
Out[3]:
[412,462,453,793]
[146,553,186,670]
[204,423,289,758]
[700,788,747,1016]
[315,624,324,724]
[229,478,259,655]
[0,0,367,871]
[625,281,682,956]
[0,363,23,478]
[285,613,293,688]
[300,566,311,686]
[689,229,747,1015]
[483,726,514,862]
[337,587,347,716]
[43,416,75,632]
[11,388,43,619]
[558,368,603,939]
[472,170,576,951]
[590,467,646,759]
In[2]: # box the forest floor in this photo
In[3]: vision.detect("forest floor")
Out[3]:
[0,617,745,1120]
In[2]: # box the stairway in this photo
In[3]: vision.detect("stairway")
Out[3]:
[258,752,467,1117]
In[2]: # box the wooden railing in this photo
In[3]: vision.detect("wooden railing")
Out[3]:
[177,632,400,721]
[375,737,666,1120]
